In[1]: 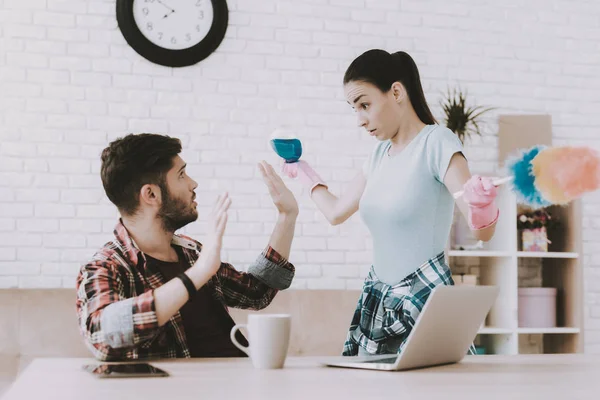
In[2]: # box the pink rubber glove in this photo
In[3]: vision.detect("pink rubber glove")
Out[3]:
[462,175,499,230]
[281,160,328,196]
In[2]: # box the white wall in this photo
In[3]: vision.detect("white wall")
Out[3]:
[1,0,600,351]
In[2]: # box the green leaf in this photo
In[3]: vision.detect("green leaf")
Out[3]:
[439,85,495,143]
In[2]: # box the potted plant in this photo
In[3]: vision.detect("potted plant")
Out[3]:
[517,208,559,252]
[440,87,495,143]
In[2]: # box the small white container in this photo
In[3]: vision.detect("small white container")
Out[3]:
[518,287,557,328]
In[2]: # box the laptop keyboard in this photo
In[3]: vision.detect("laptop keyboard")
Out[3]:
[363,357,397,364]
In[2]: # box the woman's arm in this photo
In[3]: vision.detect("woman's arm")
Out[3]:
[443,153,497,242]
[310,172,367,226]
[285,160,367,226]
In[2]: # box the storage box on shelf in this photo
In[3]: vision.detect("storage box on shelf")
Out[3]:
[518,200,583,354]
[447,185,583,355]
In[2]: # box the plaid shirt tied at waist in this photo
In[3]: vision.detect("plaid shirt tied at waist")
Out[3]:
[343,251,455,356]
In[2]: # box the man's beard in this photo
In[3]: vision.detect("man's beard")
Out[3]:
[156,183,198,233]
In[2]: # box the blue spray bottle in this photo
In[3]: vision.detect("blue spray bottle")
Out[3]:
[269,129,302,163]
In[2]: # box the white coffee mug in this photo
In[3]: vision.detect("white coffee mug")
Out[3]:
[230,314,291,369]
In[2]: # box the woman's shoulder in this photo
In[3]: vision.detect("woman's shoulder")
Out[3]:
[423,124,463,147]
[424,124,457,139]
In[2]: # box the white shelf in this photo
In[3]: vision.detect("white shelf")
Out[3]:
[448,250,512,258]
[478,328,581,335]
[517,328,580,334]
[478,327,513,334]
[517,252,579,259]
[448,251,579,259]
[449,184,583,355]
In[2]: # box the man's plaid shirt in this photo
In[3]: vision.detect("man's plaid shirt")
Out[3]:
[76,220,295,361]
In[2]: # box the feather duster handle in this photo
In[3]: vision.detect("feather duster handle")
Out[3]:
[453,176,512,199]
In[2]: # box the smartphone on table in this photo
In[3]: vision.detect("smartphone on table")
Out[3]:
[83,363,169,378]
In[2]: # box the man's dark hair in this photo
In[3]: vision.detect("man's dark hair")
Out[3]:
[100,133,182,216]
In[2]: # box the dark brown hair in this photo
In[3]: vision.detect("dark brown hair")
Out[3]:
[100,133,182,216]
[343,49,437,125]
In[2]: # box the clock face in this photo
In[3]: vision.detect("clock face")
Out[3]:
[132,0,215,51]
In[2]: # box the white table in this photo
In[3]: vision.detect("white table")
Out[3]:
[3,355,600,400]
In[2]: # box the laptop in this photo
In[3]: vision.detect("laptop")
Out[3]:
[322,284,499,371]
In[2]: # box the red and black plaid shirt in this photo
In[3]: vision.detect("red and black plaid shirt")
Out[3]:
[76,220,295,361]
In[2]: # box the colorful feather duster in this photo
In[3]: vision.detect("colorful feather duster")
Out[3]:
[454,146,600,209]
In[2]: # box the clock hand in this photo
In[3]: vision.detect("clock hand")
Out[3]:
[162,9,175,19]
[156,0,175,13]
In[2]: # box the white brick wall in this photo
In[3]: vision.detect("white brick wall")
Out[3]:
[1,0,600,351]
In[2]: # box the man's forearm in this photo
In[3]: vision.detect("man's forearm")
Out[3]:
[154,263,213,326]
[267,212,297,260]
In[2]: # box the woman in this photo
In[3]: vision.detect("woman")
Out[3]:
[283,49,499,356]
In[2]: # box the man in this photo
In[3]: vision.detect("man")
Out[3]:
[76,133,298,361]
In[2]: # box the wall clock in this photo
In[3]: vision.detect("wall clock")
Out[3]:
[116,0,228,67]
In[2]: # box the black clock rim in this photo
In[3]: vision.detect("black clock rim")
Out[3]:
[116,0,228,68]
